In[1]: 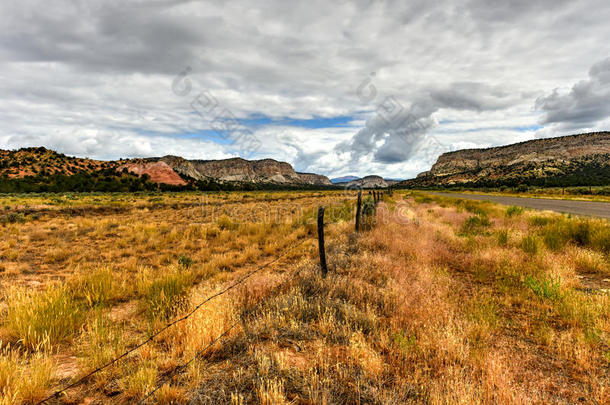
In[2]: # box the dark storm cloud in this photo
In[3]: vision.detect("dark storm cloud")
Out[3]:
[340,82,520,164]
[536,57,610,128]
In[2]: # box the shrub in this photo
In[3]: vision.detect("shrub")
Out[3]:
[178,255,193,269]
[0,213,26,225]
[5,285,86,349]
[525,275,562,301]
[505,206,524,217]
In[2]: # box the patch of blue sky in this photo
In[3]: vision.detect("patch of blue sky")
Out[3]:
[238,114,356,129]
[434,124,543,133]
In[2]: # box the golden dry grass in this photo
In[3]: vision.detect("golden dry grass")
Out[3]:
[0,190,608,404]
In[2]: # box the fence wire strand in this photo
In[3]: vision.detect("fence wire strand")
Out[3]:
[137,269,300,404]
[36,237,309,404]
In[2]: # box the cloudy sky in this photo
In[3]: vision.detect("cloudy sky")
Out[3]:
[1,0,610,179]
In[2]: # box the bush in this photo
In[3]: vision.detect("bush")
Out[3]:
[461,215,491,235]
[178,255,193,269]
[0,213,26,225]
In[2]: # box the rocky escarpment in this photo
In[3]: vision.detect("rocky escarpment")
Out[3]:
[297,172,333,185]
[335,175,392,188]
[159,156,332,186]
[400,132,610,187]
[119,160,187,186]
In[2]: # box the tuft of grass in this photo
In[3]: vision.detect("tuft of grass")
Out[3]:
[541,225,566,251]
[5,285,86,349]
[120,362,158,399]
[78,310,126,374]
[520,235,539,255]
[393,331,417,353]
[525,275,562,301]
[0,344,55,404]
[460,214,491,235]
[497,229,509,247]
[528,216,552,227]
[141,269,193,321]
[217,215,238,231]
[505,206,524,217]
[70,267,124,307]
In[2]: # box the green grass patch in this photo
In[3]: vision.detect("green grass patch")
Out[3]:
[460,214,491,235]
[524,275,561,301]
[505,206,524,217]
[520,235,540,255]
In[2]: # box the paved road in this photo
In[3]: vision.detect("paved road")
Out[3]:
[428,192,610,219]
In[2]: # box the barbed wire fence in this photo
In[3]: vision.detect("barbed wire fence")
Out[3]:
[36,189,391,404]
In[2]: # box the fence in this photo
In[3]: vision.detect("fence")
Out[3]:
[36,189,390,404]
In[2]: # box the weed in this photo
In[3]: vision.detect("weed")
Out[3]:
[525,275,562,301]
[178,254,193,269]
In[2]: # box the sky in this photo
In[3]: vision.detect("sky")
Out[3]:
[1,0,610,179]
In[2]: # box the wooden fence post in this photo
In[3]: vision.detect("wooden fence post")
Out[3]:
[355,190,362,232]
[317,206,328,276]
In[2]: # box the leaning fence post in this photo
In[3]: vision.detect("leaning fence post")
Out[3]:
[355,190,362,232]
[317,206,328,276]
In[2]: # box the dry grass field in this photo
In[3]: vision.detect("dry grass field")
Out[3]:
[0,190,609,404]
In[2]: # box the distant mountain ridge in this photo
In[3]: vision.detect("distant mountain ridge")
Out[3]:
[400,132,610,188]
[0,147,333,190]
[331,175,360,184]
[333,175,399,188]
